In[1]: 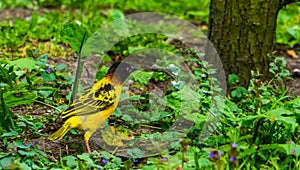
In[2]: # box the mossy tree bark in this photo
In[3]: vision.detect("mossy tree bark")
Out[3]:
[207,0,299,87]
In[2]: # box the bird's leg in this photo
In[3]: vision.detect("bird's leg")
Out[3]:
[84,132,100,156]
[85,140,91,153]
[84,132,92,154]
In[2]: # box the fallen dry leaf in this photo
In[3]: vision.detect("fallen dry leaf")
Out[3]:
[287,50,299,59]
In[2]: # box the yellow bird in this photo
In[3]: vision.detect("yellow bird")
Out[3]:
[49,62,136,153]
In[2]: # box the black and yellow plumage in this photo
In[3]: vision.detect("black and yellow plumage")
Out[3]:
[49,62,135,153]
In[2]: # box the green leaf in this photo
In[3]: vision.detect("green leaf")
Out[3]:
[18,162,31,170]
[0,156,14,168]
[225,99,241,113]
[41,72,56,81]
[0,89,15,130]
[77,153,101,168]
[128,46,147,54]
[158,112,170,120]
[166,91,181,111]
[280,143,300,156]
[4,90,37,107]
[239,147,257,158]
[0,131,18,138]
[132,70,152,86]
[55,64,67,71]
[8,58,36,71]
[264,108,298,132]
[26,75,33,87]
[181,84,200,114]
[29,11,38,30]
[36,54,48,66]
[231,86,247,99]
[18,150,35,157]
[127,148,144,158]
[228,74,239,86]
[288,96,300,108]
[129,95,141,101]
[198,158,211,167]
[13,140,30,149]
[286,26,299,40]
[264,107,294,117]
[17,122,26,127]
[62,156,78,168]
[60,23,87,54]
[102,54,111,62]
[77,153,93,164]
[0,64,17,87]
[106,9,128,36]
[261,98,270,105]
[112,108,122,117]
[239,115,259,127]
[259,143,300,156]
[107,9,125,21]
[95,66,109,81]
[122,114,133,122]
[38,90,52,98]
[34,149,47,158]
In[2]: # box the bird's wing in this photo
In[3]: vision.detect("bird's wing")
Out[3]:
[62,77,118,119]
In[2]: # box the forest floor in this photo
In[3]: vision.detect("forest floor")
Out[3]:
[3,7,300,160]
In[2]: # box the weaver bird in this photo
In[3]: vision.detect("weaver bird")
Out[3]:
[49,62,136,153]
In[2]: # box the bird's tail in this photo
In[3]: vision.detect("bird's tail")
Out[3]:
[49,121,72,141]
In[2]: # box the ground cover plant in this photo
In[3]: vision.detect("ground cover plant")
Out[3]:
[0,0,300,169]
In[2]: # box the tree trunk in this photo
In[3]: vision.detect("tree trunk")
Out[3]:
[207,0,299,87]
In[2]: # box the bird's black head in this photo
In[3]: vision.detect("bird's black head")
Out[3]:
[109,62,136,82]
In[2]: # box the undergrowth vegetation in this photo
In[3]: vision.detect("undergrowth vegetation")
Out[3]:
[0,0,299,169]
